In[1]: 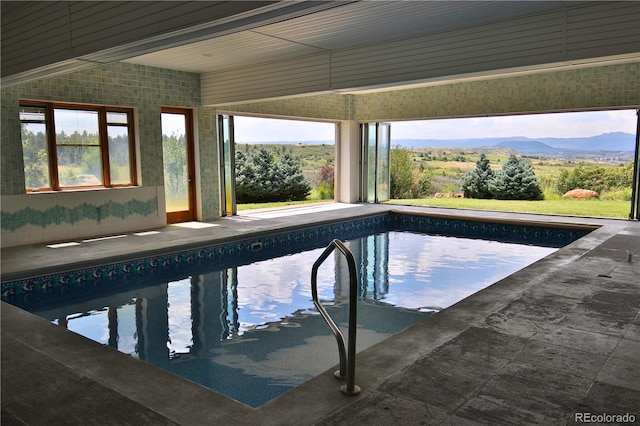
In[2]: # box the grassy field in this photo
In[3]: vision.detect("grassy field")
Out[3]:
[238,198,631,218]
[386,197,631,219]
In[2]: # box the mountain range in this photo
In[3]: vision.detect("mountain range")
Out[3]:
[391,132,635,152]
[245,132,635,153]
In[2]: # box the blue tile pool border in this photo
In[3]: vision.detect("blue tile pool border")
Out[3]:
[1,212,594,307]
[388,212,593,247]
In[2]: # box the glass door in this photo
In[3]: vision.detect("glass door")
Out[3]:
[161,108,195,223]
[376,123,391,202]
[361,122,391,203]
[218,115,236,216]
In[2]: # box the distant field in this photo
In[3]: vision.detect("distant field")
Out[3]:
[407,147,625,183]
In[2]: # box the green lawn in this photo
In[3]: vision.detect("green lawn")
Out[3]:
[238,197,631,219]
[386,197,631,219]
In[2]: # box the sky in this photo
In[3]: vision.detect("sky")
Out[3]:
[234,116,335,142]
[232,109,637,143]
[55,108,636,142]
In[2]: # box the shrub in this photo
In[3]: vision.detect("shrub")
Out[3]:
[555,165,605,194]
[601,188,632,201]
[413,169,434,198]
[390,146,415,198]
[315,162,335,199]
[555,162,633,195]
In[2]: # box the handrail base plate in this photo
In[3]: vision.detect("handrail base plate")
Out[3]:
[341,384,361,395]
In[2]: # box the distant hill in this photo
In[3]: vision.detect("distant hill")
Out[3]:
[237,140,334,145]
[392,132,635,152]
[235,132,635,160]
[493,140,562,154]
[533,132,634,151]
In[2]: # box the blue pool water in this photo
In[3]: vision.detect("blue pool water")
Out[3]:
[24,230,557,407]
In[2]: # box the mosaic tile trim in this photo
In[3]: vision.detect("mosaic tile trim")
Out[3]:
[1,197,158,231]
[1,212,592,306]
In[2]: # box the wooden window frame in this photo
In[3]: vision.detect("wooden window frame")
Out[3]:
[19,101,137,192]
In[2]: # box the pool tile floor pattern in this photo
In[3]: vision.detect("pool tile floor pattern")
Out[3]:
[2,204,639,425]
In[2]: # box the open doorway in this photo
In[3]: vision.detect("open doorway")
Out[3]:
[162,108,196,224]
[387,109,639,219]
[217,115,336,215]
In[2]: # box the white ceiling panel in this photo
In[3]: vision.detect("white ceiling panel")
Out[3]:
[124,1,576,74]
[124,30,326,73]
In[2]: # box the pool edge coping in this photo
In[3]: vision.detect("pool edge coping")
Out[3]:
[1,216,631,425]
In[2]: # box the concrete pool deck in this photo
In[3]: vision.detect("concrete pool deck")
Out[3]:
[2,204,639,425]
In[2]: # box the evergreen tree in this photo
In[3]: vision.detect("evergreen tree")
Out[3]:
[278,153,311,200]
[235,151,261,201]
[235,148,310,203]
[489,154,543,200]
[459,153,494,199]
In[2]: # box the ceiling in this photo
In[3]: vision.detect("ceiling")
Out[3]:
[123,1,577,77]
[4,1,635,94]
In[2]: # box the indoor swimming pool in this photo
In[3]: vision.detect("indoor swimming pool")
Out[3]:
[2,213,591,407]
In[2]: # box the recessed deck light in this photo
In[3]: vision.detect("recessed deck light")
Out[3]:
[46,242,81,248]
[134,231,161,236]
[82,235,127,243]
[171,222,218,229]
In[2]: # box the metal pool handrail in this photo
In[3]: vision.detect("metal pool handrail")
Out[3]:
[311,239,361,395]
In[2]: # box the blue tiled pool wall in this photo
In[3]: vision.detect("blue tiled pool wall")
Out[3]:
[388,213,592,247]
[1,212,592,308]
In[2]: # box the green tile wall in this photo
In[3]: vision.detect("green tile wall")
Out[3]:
[217,63,639,122]
[198,108,220,221]
[1,63,221,242]
[1,90,23,195]
[2,62,202,195]
[218,93,351,121]
[353,63,640,121]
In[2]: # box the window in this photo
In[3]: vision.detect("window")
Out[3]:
[20,102,136,191]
